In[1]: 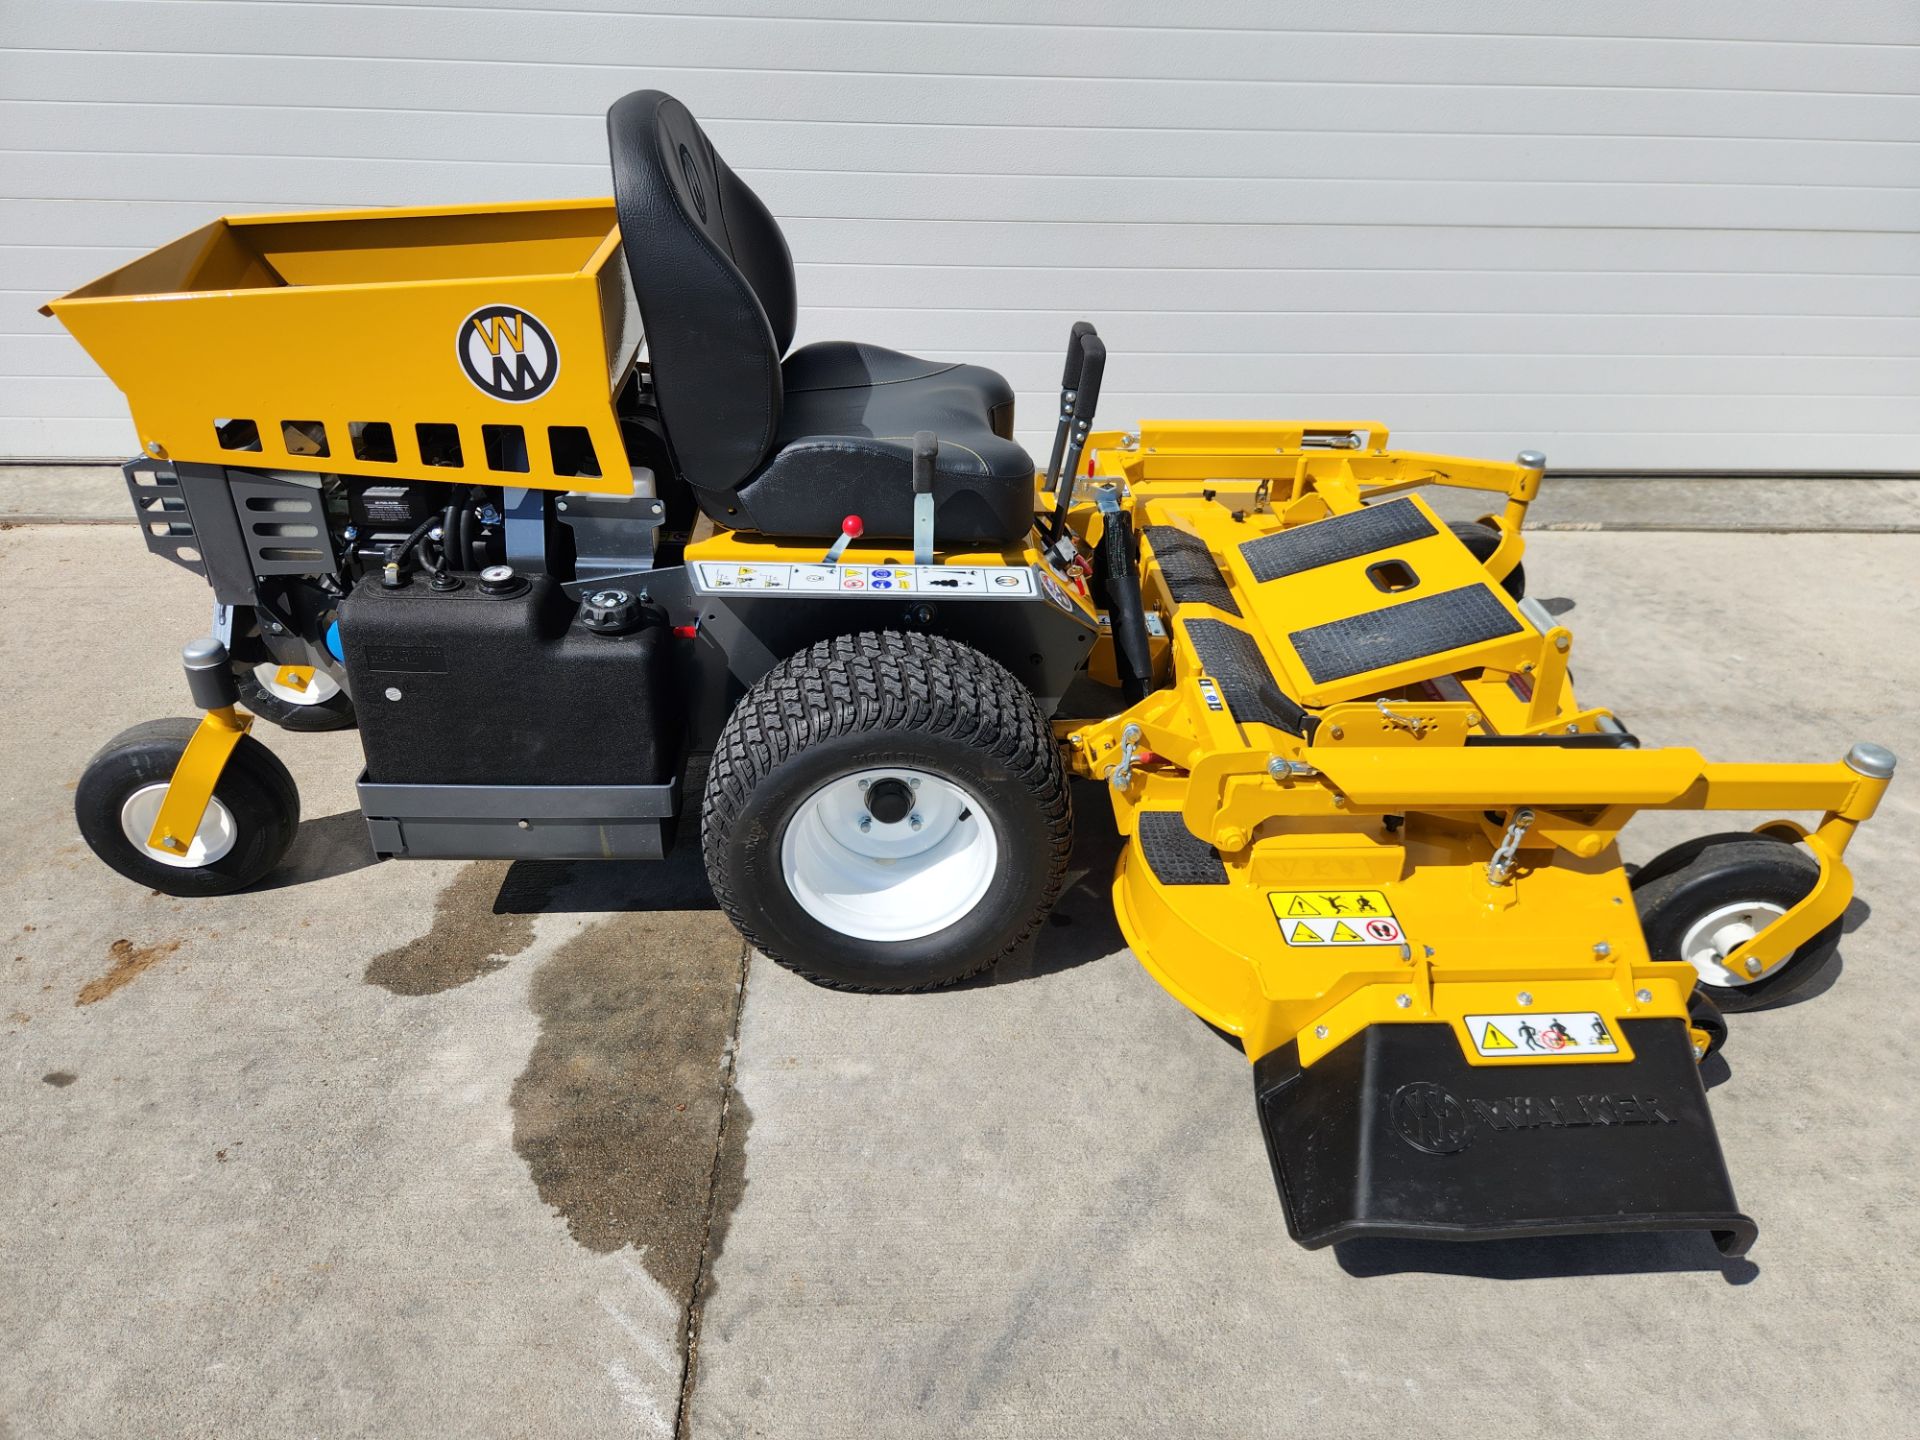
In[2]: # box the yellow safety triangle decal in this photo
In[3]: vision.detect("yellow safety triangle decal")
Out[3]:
[1287,896,1318,916]
[1329,921,1363,942]
[1481,1023,1517,1051]
[1289,922,1322,944]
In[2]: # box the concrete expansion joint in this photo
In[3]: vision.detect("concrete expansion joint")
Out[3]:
[671,940,754,1440]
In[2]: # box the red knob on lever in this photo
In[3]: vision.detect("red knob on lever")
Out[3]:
[823,513,863,564]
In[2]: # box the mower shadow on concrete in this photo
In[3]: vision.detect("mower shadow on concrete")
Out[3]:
[256,809,380,889]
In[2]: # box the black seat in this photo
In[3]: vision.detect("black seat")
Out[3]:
[607,90,1037,544]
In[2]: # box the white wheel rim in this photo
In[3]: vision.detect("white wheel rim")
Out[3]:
[252,662,341,707]
[780,768,999,943]
[119,782,238,868]
[1679,899,1789,988]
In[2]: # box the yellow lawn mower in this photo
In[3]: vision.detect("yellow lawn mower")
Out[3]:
[46,90,1893,1257]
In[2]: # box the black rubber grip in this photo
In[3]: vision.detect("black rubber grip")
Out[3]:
[1062,320,1096,388]
[1072,334,1106,424]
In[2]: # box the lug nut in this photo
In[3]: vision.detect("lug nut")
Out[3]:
[909,814,923,830]
[859,817,871,832]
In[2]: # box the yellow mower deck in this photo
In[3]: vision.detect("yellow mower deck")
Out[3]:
[1062,422,1888,1072]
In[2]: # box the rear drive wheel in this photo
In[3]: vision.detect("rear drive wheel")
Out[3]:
[1631,832,1840,1013]
[235,661,356,732]
[703,631,1072,990]
[1450,520,1526,601]
[75,718,301,897]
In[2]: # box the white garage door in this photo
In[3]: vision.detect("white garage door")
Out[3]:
[4,0,1917,471]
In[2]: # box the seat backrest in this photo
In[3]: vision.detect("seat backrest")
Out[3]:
[608,90,797,498]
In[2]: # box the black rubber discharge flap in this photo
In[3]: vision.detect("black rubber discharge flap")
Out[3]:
[1252,1019,1756,1256]
[1288,584,1522,685]
[1143,526,1240,616]
[1183,617,1313,737]
[1136,812,1228,885]
[1239,497,1435,584]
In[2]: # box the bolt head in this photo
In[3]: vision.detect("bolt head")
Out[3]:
[909,814,923,830]
[859,816,871,832]
[1593,942,1611,958]
[1314,1025,1329,1040]
[1394,993,1411,1009]
[1329,725,1345,740]
[1517,991,1533,1006]
[1635,988,1653,1004]
[1693,1042,1707,1059]
[1745,956,1764,976]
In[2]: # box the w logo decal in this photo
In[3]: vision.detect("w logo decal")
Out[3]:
[458,305,560,402]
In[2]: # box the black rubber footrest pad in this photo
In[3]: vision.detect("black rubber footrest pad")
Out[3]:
[1137,811,1228,886]
[1143,526,1240,615]
[1239,499,1436,583]
[1289,584,1522,684]
[1184,617,1310,735]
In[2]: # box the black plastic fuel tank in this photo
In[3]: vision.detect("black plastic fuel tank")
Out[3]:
[337,570,674,787]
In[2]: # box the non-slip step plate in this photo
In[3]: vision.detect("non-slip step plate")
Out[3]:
[1143,526,1240,616]
[1288,583,1523,684]
[1137,811,1228,886]
[1238,498,1435,583]
[1184,617,1310,735]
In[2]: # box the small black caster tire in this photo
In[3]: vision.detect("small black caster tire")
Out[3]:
[1449,520,1526,601]
[1687,987,1729,1059]
[235,662,356,732]
[1631,832,1841,1013]
[703,631,1073,991]
[74,718,301,897]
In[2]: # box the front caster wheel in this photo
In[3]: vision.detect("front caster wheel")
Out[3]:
[1631,832,1841,1013]
[74,718,301,897]
[235,662,356,732]
[1449,520,1526,601]
[703,631,1072,991]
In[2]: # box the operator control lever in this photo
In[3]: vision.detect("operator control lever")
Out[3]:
[1046,326,1106,547]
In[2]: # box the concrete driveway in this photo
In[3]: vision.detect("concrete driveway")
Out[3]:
[3,515,1916,1439]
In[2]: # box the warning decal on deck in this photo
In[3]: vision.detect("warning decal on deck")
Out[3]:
[1269,889,1400,945]
[1464,1012,1620,1059]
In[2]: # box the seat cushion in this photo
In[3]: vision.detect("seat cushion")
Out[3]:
[728,342,1037,544]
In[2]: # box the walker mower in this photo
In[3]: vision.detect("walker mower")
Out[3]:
[46,91,1893,1257]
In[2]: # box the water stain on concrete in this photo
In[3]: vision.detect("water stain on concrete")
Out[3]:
[363,861,569,997]
[75,938,181,1006]
[509,909,749,1298]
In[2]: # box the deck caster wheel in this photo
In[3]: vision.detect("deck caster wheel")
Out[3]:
[703,632,1072,991]
[1687,987,1729,1059]
[74,718,301,897]
[235,662,356,732]
[1449,520,1526,600]
[1631,832,1841,1013]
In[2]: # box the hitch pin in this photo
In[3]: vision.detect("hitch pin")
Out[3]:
[1110,723,1143,791]
[1376,698,1433,737]
[1486,807,1536,886]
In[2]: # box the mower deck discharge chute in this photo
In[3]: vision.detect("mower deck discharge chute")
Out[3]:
[45,90,1893,1259]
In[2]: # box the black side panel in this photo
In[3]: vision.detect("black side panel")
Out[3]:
[1183,617,1312,737]
[173,462,259,606]
[1253,1020,1756,1256]
[1288,583,1523,684]
[1143,526,1240,615]
[1238,498,1435,583]
[1136,812,1227,885]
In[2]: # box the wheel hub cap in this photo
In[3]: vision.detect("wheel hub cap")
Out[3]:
[1679,900,1789,988]
[781,768,999,943]
[119,782,238,868]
